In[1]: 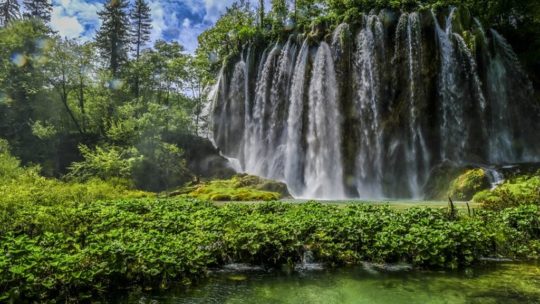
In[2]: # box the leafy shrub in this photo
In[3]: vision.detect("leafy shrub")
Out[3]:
[0,138,33,181]
[67,144,143,182]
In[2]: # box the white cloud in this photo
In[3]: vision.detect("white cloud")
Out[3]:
[148,0,166,43]
[176,20,205,53]
[182,18,191,28]
[51,0,102,41]
[51,6,84,38]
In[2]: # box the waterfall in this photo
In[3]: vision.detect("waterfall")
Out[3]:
[487,30,537,163]
[402,12,430,198]
[434,8,468,162]
[211,9,539,200]
[484,167,505,190]
[303,42,345,199]
[266,39,298,179]
[244,44,282,176]
[353,13,385,198]
[284,41,309,196]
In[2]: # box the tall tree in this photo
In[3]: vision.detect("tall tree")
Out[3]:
[95,0,130,76]
[0,0,20,26]
[44,38,84,135]
[23,0,51,23]
[258,0,264,28]
[130,0,151,98]
[130,0,151,60]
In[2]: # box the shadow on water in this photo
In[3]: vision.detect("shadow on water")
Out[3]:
[112,261,540,304]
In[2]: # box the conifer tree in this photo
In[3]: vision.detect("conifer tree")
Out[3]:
[23,0,51,22]
[130,0,151,60]
[258,0,264,28]
[95,0,130,75]
[0,0,20,26]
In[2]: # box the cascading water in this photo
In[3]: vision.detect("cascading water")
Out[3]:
[353,14,386,198]
[487,30,537,163]
[433,8,468,162]
[244,44,282,176]
[303,42,345,199]
[284,41,309,196]
[211,8,540,200]
[392,12,431,198]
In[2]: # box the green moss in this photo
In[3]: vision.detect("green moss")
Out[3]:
[474,173,540,210]
[448,169,490,201]
[183,174,287,201]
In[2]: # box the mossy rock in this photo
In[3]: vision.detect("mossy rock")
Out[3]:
[423,162,464,200]
[232,174,291,198]
[448,169,490,201]
[175,174,288,201]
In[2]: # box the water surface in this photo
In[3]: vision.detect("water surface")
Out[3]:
[117,262,540,304]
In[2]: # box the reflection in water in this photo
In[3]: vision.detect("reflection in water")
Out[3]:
[116,262,540,304]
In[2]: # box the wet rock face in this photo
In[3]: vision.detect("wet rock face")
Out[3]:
[211,8,540,200]
[176,135,236,179]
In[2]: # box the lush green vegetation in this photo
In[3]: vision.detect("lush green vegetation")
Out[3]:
[1,0,540,302]
[1,197,539,302]
[0,10,214,193]
[2,143,539,302]
[474,172,540,211]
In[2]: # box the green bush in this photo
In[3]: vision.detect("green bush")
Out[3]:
[67,144,143,182]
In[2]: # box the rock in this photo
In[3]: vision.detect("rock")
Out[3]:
[233,174,291,198]
[423,161,464,200]
[448,169,490,201]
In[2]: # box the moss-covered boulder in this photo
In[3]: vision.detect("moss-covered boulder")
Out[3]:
[423,162,464,200]
[176,174,290,201]
[424,163,491,201]
[447,169,490,201]
[232,173,290,198]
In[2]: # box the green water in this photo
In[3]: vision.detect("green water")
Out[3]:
[117,262,540,304]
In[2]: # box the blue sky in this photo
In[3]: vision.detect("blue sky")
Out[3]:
[50,0,269,53]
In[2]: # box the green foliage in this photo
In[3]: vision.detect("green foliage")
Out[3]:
[197,1,259,73]
[474,173,540,210]
[448,169,490,201]
[67,144,142,181]
[23,0,52,23]
[0,138,28,180]
[0,140,151,222]
[1,197,539,302]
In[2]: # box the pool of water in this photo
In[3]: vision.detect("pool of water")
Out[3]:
[115,262,540,304]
